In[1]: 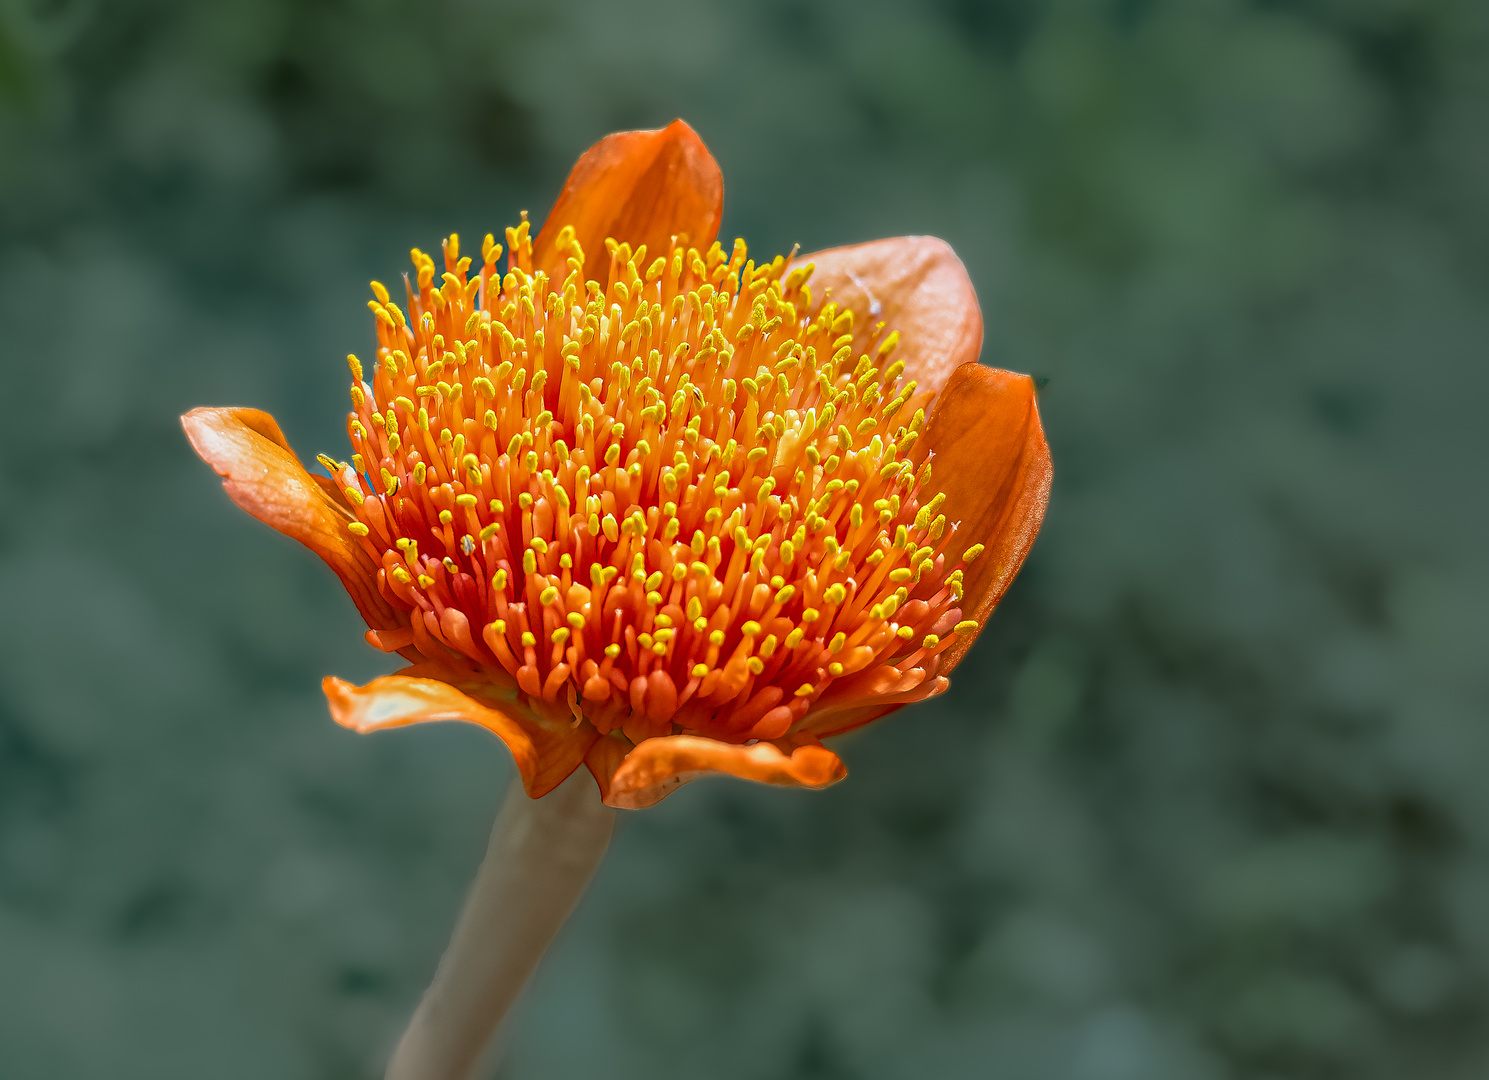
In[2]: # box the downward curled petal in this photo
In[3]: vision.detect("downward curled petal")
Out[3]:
[587,732,846,810]
[324,675,596,798]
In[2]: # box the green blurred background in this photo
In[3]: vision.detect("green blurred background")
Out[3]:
[2,0,1486,1076]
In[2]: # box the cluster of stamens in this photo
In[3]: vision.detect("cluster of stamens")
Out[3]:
[326,219,983,746]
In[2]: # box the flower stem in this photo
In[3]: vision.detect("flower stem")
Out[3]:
[385,770,616,1080]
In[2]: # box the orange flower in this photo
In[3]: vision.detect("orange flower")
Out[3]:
[184,121,1051,809]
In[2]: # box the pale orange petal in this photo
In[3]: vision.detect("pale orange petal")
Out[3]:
[323,675,596,798]
[915,363,1052,673]
[532,119,723,279]
[182,406,396,629]
[598,732,847,810]
[794,236,982,394]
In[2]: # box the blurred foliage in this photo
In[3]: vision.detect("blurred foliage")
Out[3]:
[1,0,1487,1077]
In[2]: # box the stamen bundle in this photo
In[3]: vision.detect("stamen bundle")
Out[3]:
[331,222,980,745]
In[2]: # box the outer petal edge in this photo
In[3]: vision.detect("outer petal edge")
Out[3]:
[914,364,1053,674]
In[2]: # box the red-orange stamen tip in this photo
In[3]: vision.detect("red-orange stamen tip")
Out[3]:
[337,229,966,743]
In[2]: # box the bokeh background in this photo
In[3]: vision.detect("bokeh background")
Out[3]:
[2,0,1486,1076]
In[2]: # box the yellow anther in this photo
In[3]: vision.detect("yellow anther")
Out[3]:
[784,628,804,649]
[523,550,537,574]
[794,683,815,697]
[521,632,537,647]
[567,612,585,630]
[551,627,571,645]
[963,544,985,562]
[922,634,941,649]
[605,643,622,658]
[708,630,725,646]
[824,584,847,605]
[540,586,559,606]
[888,568,913,584]
[747,657,765,675]
[348,522,370,537]
[801,608,820,623]
[692,663,710,678]
[954,620,979,635]
[896,625,915,639]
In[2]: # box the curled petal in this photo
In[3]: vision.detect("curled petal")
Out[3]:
[795,236,982,394]
[915,363,1052,673]
[533,119,723,279]
[324,675,595,798]
[593,732,846,810]
[182,407,395,629]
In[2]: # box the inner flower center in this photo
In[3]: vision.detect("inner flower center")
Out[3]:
[328,220,983,746]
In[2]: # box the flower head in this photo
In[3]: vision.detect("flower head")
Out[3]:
[184,121,1051,808]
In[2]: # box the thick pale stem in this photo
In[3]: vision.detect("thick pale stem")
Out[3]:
[386,770,617,1080]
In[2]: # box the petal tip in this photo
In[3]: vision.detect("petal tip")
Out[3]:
[601,734,847,809]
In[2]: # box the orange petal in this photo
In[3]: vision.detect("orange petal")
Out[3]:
[916,363,1052,673]
[598,732,847,810]
[533,119,723,279]
[182,406,396,629]
[794,236,982,394]
[323,675,596,798]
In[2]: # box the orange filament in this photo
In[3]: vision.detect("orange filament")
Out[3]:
[331,220,982,746]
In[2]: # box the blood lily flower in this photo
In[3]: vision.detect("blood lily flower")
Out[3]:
[184,120,1051,810]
